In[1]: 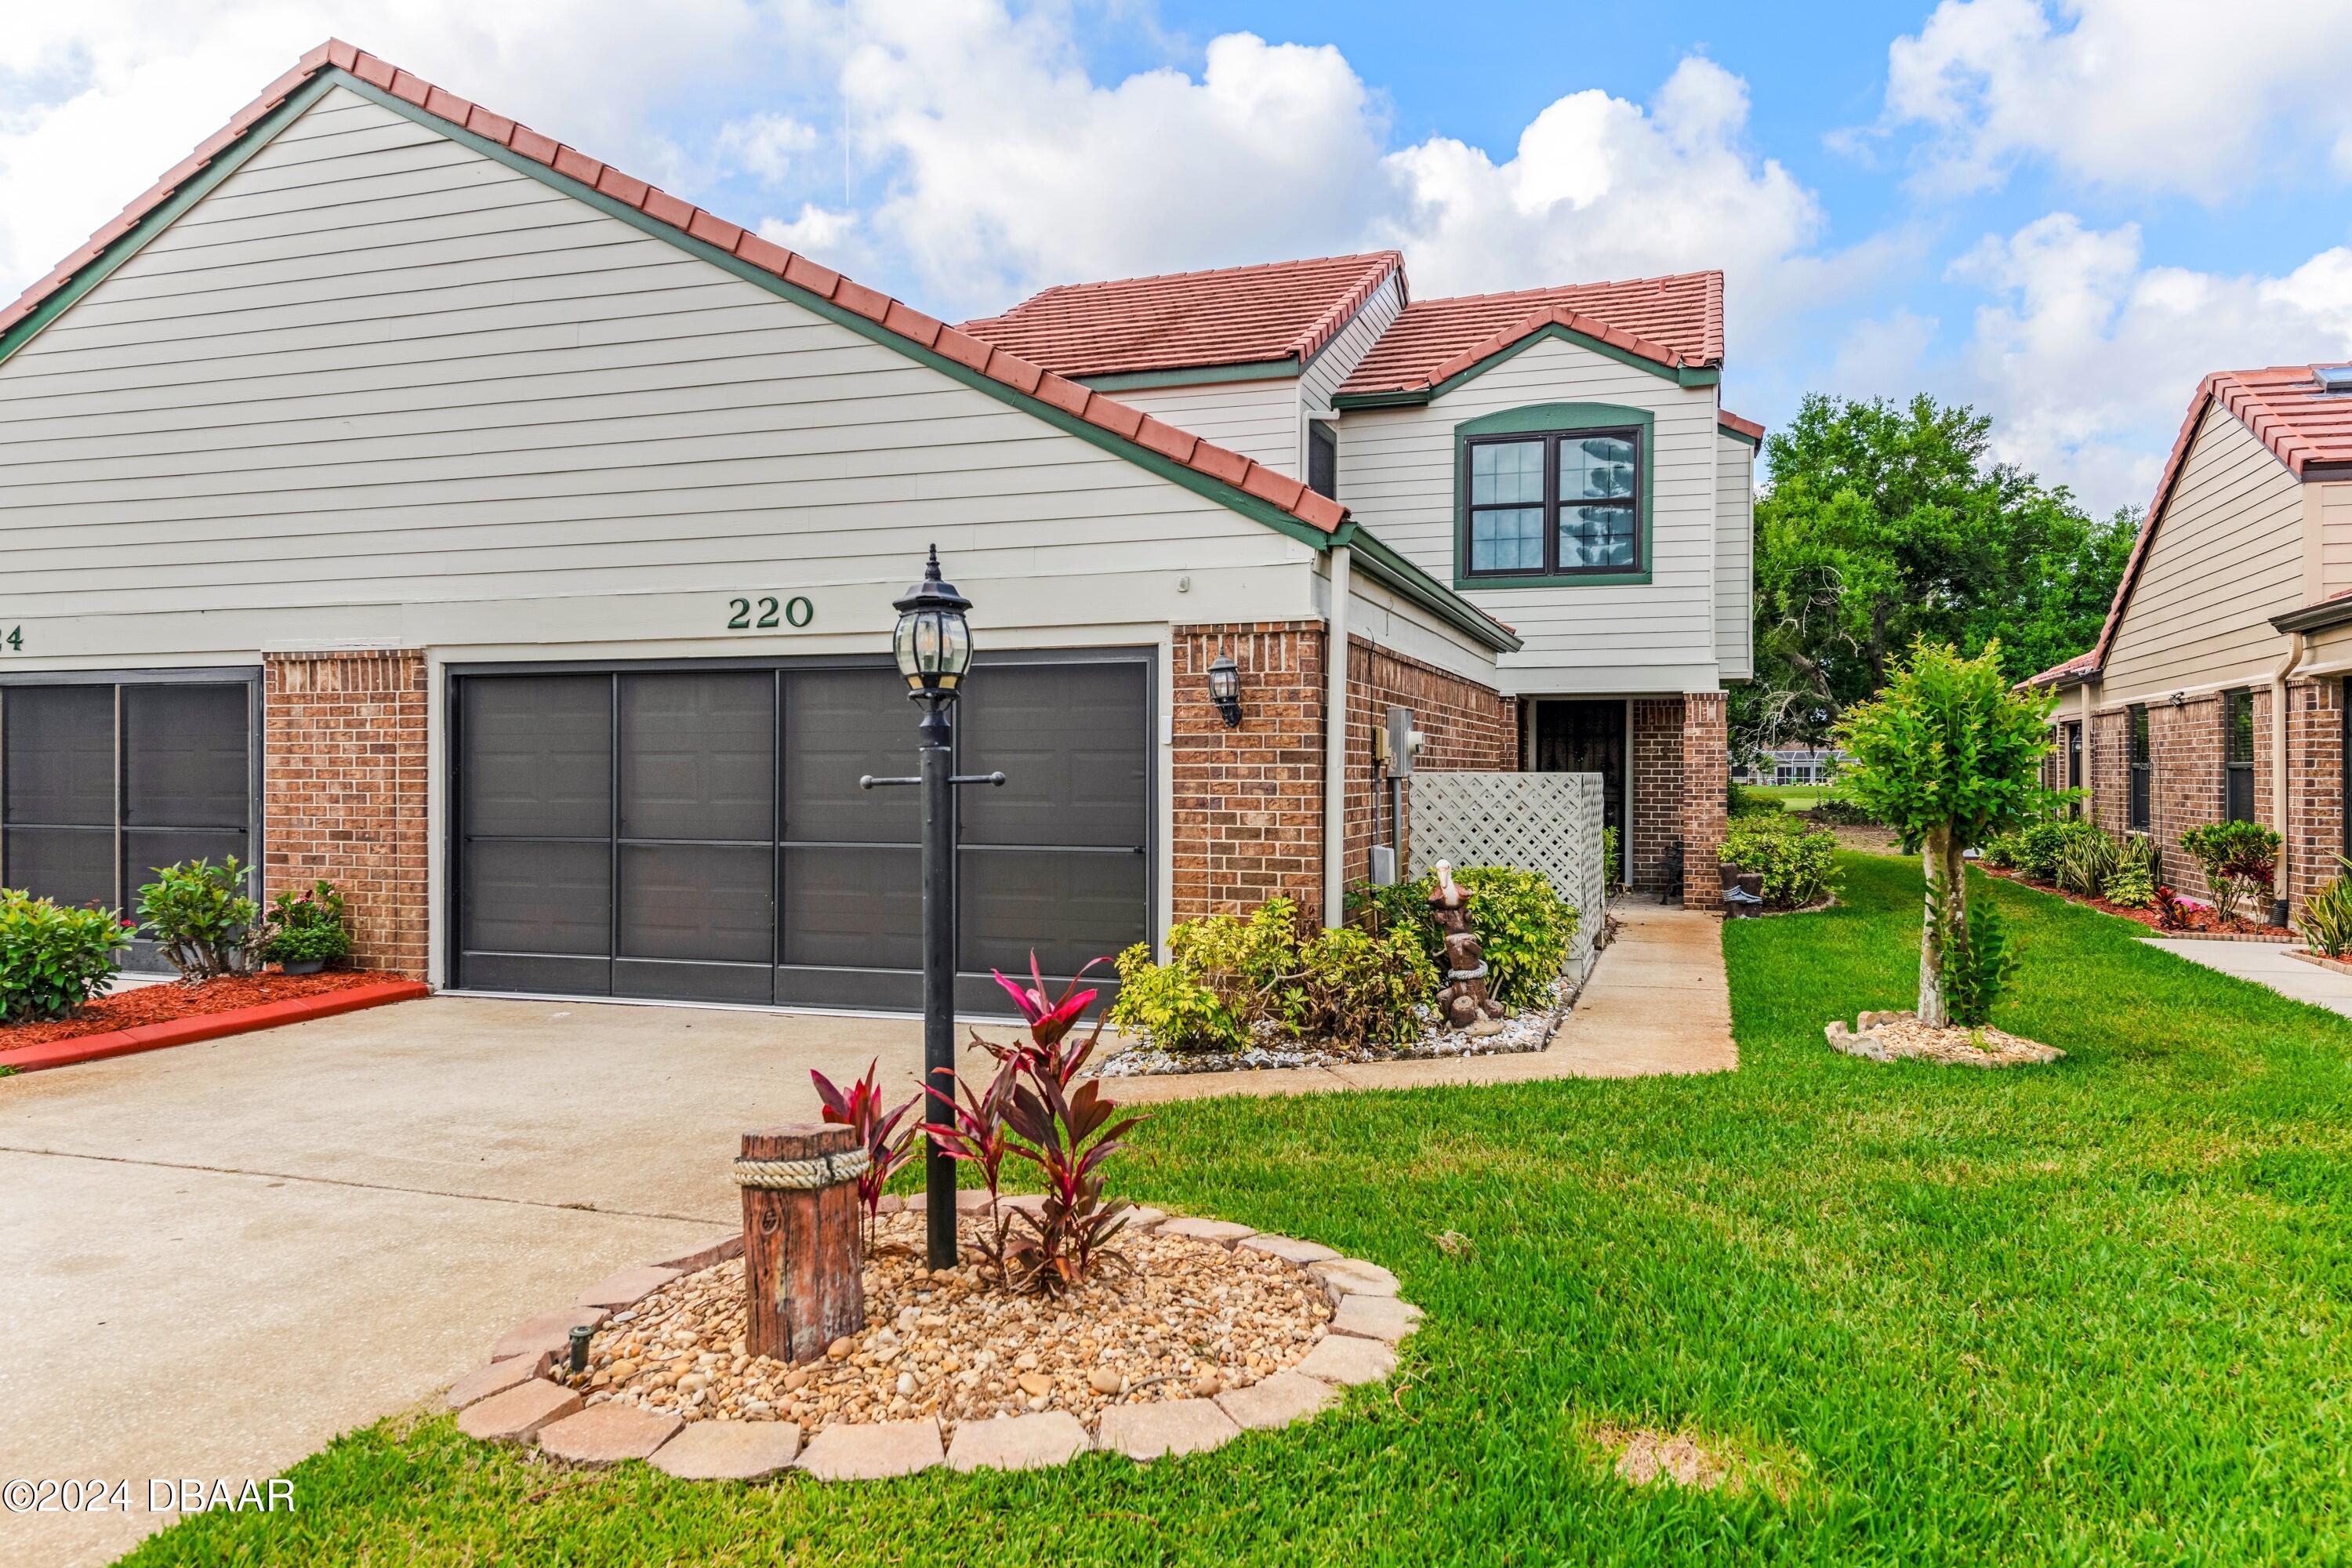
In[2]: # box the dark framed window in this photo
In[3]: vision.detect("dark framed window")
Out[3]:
[1307,423,1338,499]
[2127,704,2151,831]
[1462,426,1642,579]
[2063,720,2084,813]
[2224,688,2256,822]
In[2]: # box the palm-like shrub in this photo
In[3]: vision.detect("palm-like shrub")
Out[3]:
[2297,862,2352,958]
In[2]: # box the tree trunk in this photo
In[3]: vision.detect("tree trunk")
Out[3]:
[1918,823,1965,1028]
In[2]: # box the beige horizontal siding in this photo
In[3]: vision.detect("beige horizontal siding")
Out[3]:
[0,85,1313,648]
[1334,332,1721,685]
[1715,432,1755,681]
[1109,376,1301,477]
[2100,401,2305,702]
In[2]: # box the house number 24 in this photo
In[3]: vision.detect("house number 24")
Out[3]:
[1,626,20,652]
[725,595,814,630]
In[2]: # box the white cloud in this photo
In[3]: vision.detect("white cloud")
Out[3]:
[0,0,776,299]
[1950,213,2352,506]
[1882,0,2352,199]
[717,112,820,187]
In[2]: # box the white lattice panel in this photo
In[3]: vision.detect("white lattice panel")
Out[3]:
[1407,771,1607,979]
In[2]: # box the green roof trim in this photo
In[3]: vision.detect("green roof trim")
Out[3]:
[1332,320,1719,409]
[1717,420,1762,450]
[1334,522,1523,652]
[1076,358,1300,391]
[0,73,340,369]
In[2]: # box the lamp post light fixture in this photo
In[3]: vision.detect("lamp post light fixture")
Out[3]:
[1207,647,1243,728]
[862,546,1003,1271]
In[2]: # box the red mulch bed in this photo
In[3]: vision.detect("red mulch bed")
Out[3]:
[1980,866,2290,937]
[1,971,401,1047]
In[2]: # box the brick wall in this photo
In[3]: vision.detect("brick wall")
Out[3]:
[1681,690,1729,912]
[262,650,430,978]
[2287,677,2345,910]
[1630,699,1683,892]
[1170,622,1326,920]
[1343,637,1517,890]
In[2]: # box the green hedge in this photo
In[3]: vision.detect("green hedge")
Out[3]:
[1720,814,1841,909]
[1,889,131,1024]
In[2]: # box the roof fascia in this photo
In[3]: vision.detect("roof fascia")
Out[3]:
[1332,521,1522,653]
[1332,320,1719,409]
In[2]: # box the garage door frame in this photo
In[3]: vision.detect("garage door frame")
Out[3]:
[0,666,264,972]
[441,647,1156,1014]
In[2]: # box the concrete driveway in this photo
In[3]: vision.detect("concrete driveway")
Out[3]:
[0,996,928,1568]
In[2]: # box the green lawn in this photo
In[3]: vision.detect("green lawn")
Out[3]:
[1739,782,1832,811]
[129,858,2352,1566]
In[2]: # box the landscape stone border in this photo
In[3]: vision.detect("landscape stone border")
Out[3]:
[2286,948,2352,977]
[447,1210,1418,1482]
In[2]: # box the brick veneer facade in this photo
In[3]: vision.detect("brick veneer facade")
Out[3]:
[1341,636,1519,889]
[1171,623,1328,918]
[1631,699,1684,891]
[262,650,430,978]
[1681,691,1728,912]
[2056,678,2348,916]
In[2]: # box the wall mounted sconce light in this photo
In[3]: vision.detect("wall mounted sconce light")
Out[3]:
[1207,647,1243,728]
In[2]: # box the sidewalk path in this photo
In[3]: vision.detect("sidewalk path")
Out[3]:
[2140,938,2352,1018]
[1113,899,1736,1105]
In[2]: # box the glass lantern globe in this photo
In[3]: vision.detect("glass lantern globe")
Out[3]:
[892,546,975,696]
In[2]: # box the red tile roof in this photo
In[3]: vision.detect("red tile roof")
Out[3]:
[2076,365,2352,674]
[1338,272,1724,397]
[1718,409,1765,442]
[958,253,1404,379]
[0,40,1348,535]
[2024,650,2099,689]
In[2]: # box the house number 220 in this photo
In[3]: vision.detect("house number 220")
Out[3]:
[726,595,813,630]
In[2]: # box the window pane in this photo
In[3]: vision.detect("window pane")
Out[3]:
[2226,691,2254,763]
[1470,440,1544,505]
[1562,434,1635,500]
[1470,507,1544,572]
[1559,503,1637,568]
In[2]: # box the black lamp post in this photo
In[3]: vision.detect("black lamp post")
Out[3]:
[862,546,1002,1270]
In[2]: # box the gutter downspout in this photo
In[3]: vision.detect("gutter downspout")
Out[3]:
[2271,630,2307,927]
[1324,543,1352,928]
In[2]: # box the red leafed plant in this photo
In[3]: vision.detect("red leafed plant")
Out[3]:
[810,1058,920,1250]
[2151,884,2192,932]
[924,950,1145,1294]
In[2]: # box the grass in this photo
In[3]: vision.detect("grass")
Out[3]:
[1740,782,1832,811]
[126,857,2352,1566]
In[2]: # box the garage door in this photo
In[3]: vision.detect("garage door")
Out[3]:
[450,654,1150,1011]
[0,673,258,971]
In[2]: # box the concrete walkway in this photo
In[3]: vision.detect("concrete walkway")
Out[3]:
[2,908,1730,1565]
[1114,899,1737,1104]
[2141,937,2352,1017]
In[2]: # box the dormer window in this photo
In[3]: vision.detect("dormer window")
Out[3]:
[1462,426,1642,579]
[2318,365,2352,395]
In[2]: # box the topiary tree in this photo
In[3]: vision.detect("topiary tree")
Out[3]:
[1833,641,2054,1026]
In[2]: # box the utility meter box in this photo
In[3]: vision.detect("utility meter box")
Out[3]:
[1384,706,1418,776]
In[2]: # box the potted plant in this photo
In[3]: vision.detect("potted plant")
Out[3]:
[260,881,352,975]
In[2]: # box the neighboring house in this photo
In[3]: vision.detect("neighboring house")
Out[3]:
[1737,748,1845,786]
[0,41,1756,1012]
[2028,364,2352,918]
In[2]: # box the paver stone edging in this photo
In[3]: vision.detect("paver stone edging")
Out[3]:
[2287,948,2352,977]
[447,1210,1420,1482]
[0,980,430,1074]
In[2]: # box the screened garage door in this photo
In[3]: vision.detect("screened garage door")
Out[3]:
[450,654,1149,1011]
[0,673,258,971]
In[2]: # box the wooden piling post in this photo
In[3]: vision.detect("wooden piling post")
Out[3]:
[736,1123,865,1364]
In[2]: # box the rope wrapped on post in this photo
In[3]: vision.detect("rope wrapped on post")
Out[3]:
[730,1147,871,1191]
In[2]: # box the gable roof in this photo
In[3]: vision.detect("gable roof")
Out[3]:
[959,253,1403,381]
[1335,272,1724,405]
[0,38,1363,548]
[2057,365,2352,678]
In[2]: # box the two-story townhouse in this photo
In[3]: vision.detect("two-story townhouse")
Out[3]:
[0,40,1754,1013]
[2028,364,2352,921]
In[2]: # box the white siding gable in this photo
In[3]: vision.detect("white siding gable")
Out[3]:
[1334,332,1723,694]
[0,86,1322,662]
[1715,431,1755,681]
[1105,376,1300,477]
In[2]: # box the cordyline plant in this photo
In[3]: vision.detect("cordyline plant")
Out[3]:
[809,1058,920,1252]
[1835,641,2053,1028]
[924,952,1147,1294]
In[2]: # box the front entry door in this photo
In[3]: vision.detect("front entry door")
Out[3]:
[1535,699,1626,862]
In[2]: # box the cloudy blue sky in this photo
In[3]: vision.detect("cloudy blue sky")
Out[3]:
[7,0,2352,514]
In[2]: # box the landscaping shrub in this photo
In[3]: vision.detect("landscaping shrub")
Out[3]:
[2101,863,2156,909]
[811,1058,920,1250]
[1720,813,1841,909]
[2120,831,2161,882]
[2180,820,2282,925]
[136,858,261,980]
[2152,884,2192,931]
[259,881,351,968]
[2055,825,2122,897]
[1977,831,2020,869]
[1809,793,1881,827]
[1727,782,1782,818]
[1298,923,1436,1048]
[1108,942,1247,1053]
[2296,862,2352,958]
[1602,825,1623,895]
[1109,897,1312,1053]
[1449,866,1579,1007]
[0,888,132,1024]
[1940,884,2017,1029]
